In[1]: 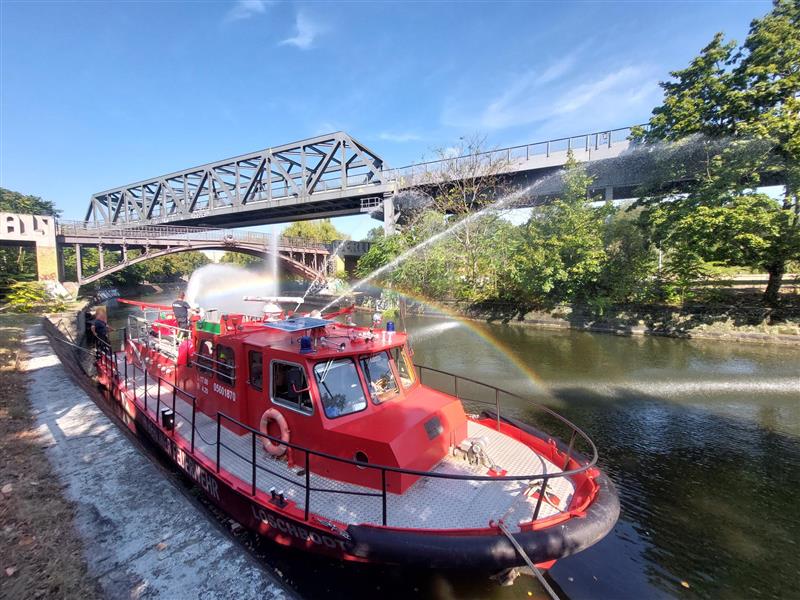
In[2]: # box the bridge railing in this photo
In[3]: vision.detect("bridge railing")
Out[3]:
[57,220,329,251]
[382,125,643,185]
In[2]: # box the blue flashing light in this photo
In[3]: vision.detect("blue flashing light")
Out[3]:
[299,335,314,354]
[386,321,396,332]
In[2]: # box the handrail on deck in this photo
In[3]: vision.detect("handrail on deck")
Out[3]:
[56,219,330,251]
[106,335,599,528]
[382,124,645,181]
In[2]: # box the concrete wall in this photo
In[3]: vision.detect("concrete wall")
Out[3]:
[0,212,59,280]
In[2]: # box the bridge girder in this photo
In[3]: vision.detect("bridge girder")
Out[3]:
[85,132,386,226]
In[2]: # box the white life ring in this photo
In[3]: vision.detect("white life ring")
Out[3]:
[259,408,290,457]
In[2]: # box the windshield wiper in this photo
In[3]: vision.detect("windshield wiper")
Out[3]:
[318,359,334,383]
[361,359,372,383]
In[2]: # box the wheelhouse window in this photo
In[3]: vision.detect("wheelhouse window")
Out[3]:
[313,359,367,419]
[272,361,312,415]
[248,350,263,391]
[215,345,235,386]
[197,339,213,374]
[360,352,400,404]
[391,346,416,388]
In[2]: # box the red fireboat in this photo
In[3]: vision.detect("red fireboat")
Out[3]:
[94,296,619,573]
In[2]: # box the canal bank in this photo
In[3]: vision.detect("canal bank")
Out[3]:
[21,322,290,600]
[385,300,800,346]
[0,314,101,600]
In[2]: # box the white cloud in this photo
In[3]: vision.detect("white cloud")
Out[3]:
[224,0,271,23]
[537,53,578,85]
[378,132,422,143]
[279,11,322,50]
[442,62,661,133]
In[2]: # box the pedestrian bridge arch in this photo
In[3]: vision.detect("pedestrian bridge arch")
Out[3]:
[76,243,326,286]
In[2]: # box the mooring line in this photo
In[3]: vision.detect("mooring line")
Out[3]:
[497,521,561,600]
[50,335,96,355]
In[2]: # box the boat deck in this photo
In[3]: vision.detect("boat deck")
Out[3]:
[124,361,575,532]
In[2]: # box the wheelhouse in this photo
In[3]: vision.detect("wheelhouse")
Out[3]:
[127,311,465,493]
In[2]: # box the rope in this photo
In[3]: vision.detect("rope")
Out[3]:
[50,335,98,355]
[52,333,220,450]
[497,521,561,600]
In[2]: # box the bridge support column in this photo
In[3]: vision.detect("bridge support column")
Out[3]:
[75,244,83,282]
[605,186,614,201]
[57,247,66,282]
[35,229,59,281]
[98,244,104,270]
[383,193,396,235]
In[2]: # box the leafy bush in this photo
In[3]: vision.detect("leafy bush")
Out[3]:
[6,281,69,313]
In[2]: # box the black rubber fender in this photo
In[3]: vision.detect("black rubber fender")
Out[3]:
[346,469,618,569]
[345,412,620,570]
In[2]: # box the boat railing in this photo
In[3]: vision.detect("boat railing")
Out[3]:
[126,314,190,360]
[124,359,200,453]
[190,352,237,384]
[413,364,597,468]
[103,338,599,529]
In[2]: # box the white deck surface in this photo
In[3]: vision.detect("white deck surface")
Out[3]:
[125,361,574,532]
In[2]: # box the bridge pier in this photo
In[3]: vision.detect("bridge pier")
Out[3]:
[75,243,83,282]
[35,232,59,281]
[383,192,396,235]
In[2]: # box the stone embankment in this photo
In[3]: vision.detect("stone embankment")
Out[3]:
[23,322,290,600]
[383,300,800,346]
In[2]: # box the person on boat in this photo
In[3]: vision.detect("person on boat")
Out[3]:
[171,292,194,335]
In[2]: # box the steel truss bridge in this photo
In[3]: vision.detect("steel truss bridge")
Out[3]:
[85,131,389,230]
[57,221,339,285]
[84,127,646,233]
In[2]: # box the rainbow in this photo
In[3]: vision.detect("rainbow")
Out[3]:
[348,286,550,394]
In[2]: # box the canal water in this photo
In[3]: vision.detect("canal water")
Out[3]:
[106,292,800,600]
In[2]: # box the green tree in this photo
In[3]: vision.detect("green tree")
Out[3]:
[422,135,511,293]
[61,248,210,289]
[363,227,384,242]
[0,188,59,216]
[283,219,348,243]
[220,252,262,266]
[355,232,405,279]
[635,0,800,304]
[6,281,69,312]
[596,207,658,306]
[504,153,609,306]
[355,211,456,299]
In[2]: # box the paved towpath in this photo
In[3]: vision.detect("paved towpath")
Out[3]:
[23,325,291,600]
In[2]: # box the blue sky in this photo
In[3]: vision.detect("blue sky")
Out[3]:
[0,0,773,239]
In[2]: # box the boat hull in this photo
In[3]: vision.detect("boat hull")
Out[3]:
[94,354,619,571]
